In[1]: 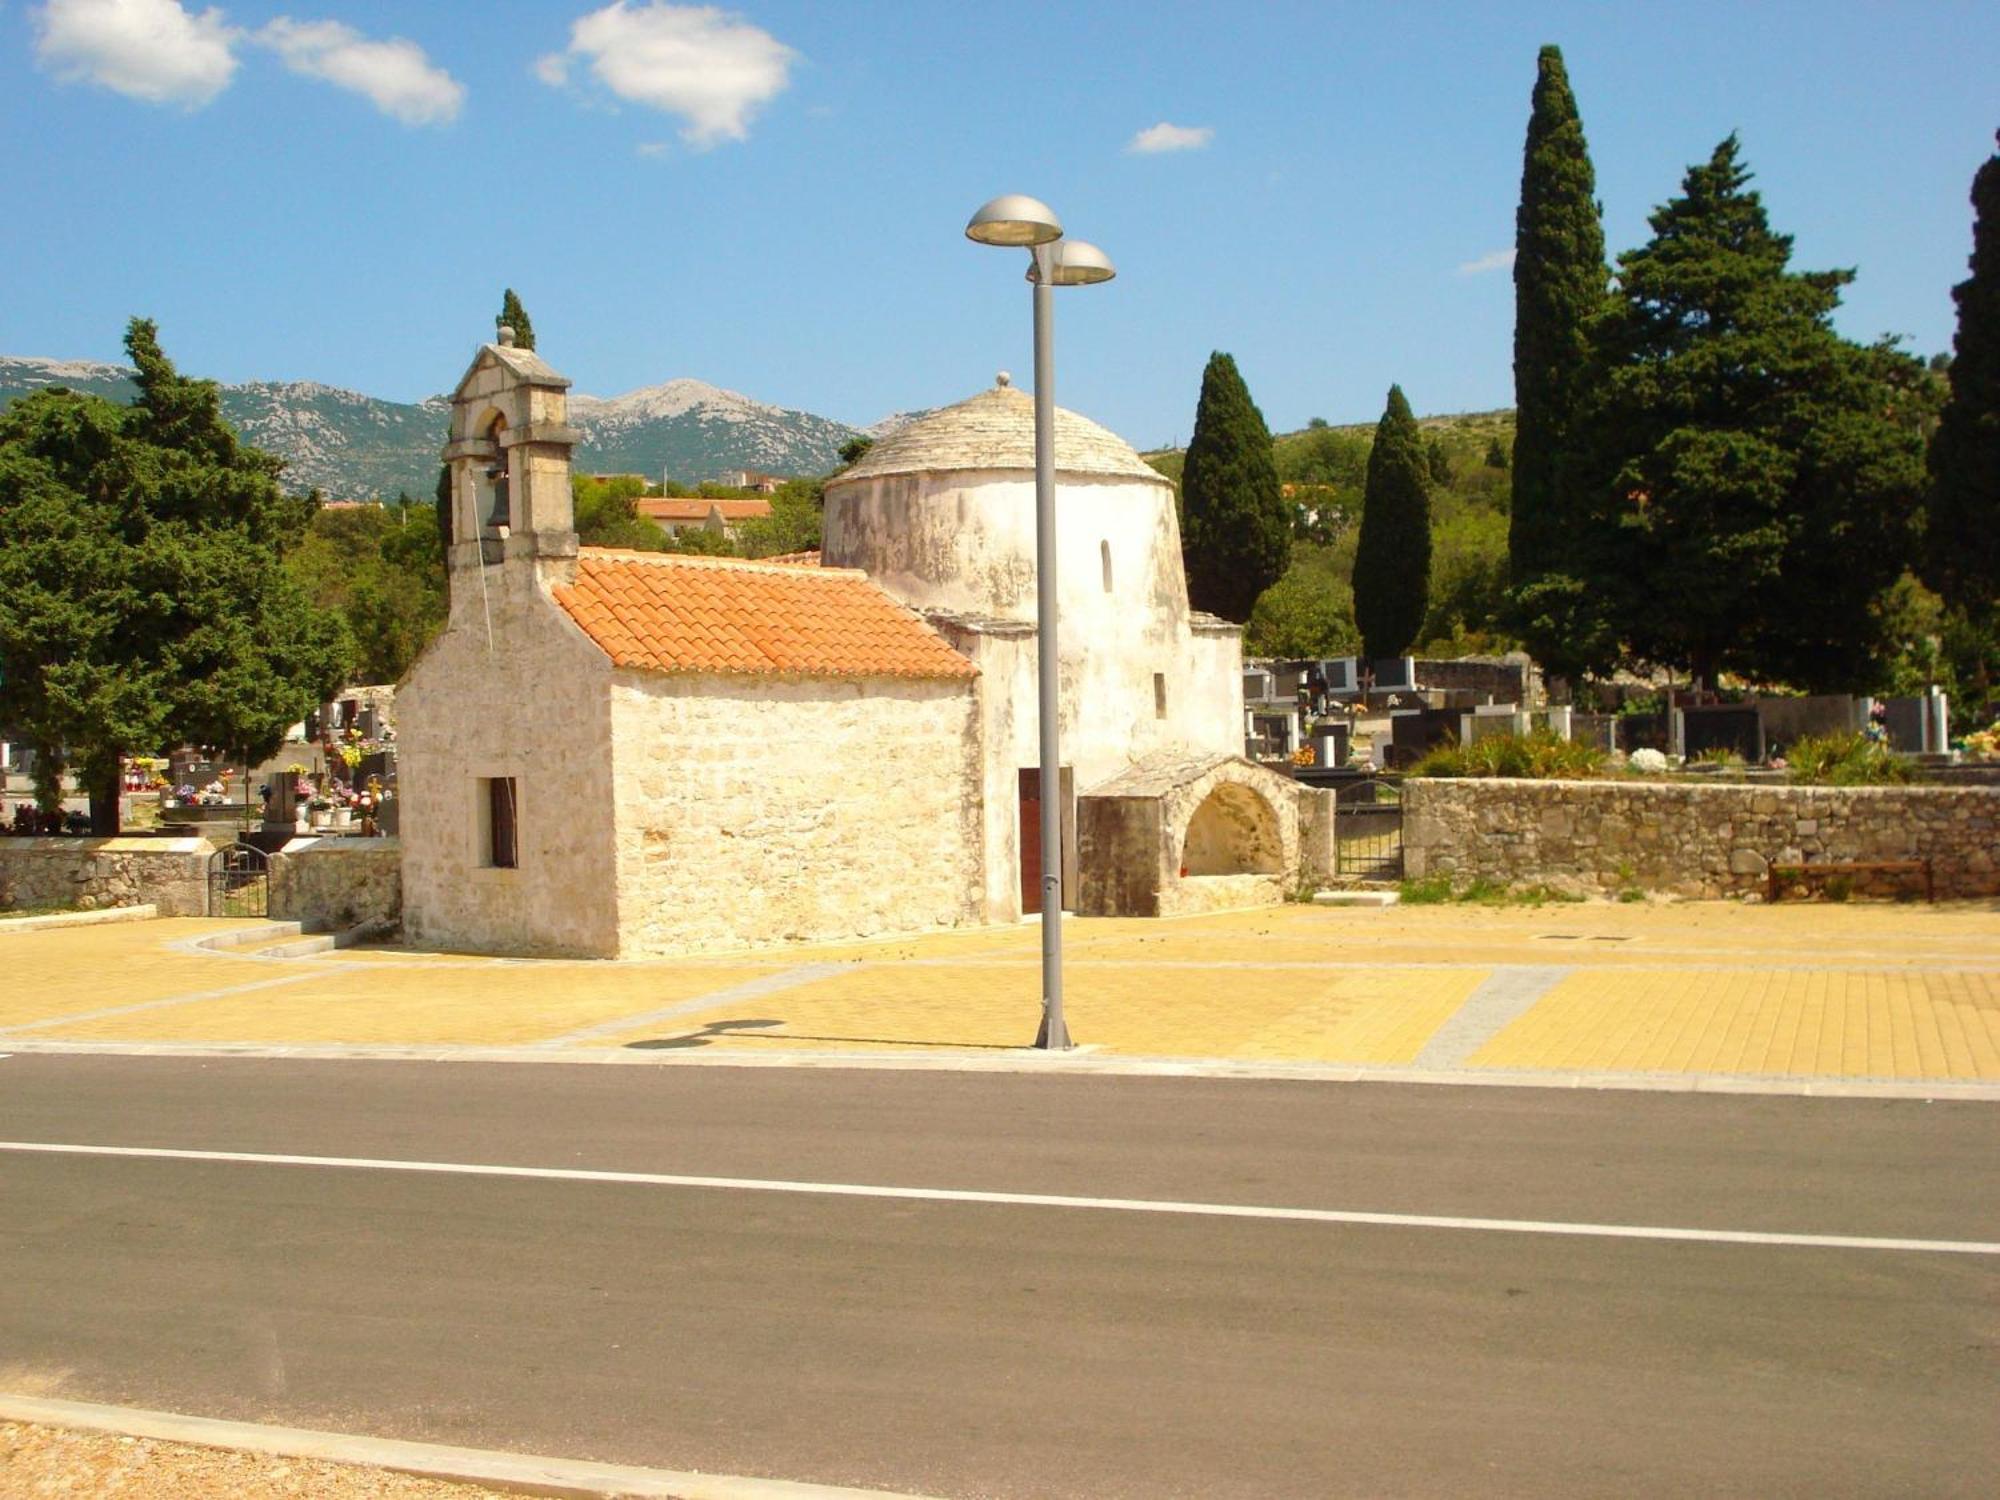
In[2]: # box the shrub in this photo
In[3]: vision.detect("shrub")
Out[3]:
[1408,729,1606,779]
[1784,731,1916,786]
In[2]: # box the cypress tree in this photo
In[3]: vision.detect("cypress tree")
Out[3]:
[1510,45,1606,656]
[1352,385,1432,659]
[1926,133,2000,637]
[498,288,536,350]
[1571,137,1927,691]
[1180,351,1290,622]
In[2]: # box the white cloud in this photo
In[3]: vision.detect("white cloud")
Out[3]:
[34,0,240,107]
[257,17,464,125]
[1458,248,1517,276]
[635,140,669,157]
[1127,121,1213,154]
[538,2,796,147]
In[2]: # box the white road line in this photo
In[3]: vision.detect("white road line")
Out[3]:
[3,1140,1993,1256]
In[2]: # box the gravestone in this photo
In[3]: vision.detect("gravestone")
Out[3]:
[1386,707,1457,769]
[1308,720,1350,769]
[1682,704,1765,762]
[1618,713,1668,753]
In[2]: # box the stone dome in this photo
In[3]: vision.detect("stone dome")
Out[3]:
[838,377,1163,485]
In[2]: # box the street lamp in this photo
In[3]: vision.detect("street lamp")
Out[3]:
[965,194,1116,1051]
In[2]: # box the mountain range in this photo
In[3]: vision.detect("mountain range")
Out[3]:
[0,355,879,499]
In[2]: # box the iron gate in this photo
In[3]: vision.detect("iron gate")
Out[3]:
[1333,777,1404,880]
[207,842,269,917]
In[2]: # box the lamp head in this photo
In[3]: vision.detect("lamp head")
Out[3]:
[965,194,1063,247]
[1026,239,1117,287]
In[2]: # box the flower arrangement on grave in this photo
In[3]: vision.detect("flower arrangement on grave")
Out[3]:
[1959,721,1999,760]
[1291,744,1316,767]
[1627,748,1669,774]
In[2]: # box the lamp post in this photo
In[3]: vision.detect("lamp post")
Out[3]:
[964,195,1115,1051]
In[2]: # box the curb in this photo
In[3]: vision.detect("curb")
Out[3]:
[0,1394,938,1500]
[1,1036,1996,1100]
[0,904,157,933]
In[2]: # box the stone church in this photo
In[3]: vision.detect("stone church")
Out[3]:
[395,331,1299,957]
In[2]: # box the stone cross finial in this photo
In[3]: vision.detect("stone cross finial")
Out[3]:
[995,371,1011,388]
[496,321,518,348]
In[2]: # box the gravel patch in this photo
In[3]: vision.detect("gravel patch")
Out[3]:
[0,1422,517,1498]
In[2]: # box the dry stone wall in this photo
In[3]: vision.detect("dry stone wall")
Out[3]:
[0,837,213,914]
[268,837,402,931]
[1402,779,1999,899]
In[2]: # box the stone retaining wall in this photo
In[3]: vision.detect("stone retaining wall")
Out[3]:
[0,837,214,915]
[268,837,402,932]
[1402,779,1999,900]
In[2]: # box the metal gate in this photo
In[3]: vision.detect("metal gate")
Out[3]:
[1334,777,1404,880]
[207,842,269,917]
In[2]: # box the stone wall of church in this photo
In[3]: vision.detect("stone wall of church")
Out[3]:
[395,565,619,957]
[608,671,986,955]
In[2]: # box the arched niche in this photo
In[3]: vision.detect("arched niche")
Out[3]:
[1182,782,1282,876]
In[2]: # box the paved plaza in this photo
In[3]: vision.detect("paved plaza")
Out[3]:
[3,900,1996,1090]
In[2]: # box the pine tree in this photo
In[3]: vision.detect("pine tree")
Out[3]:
[0,320,346,831]
[1180,352,1290,622]
[1509,44,1607,668]
[1570,137,1928,691]
[498,288,536,350]
[1926,133,2000,641]
[1352,385,1432,659]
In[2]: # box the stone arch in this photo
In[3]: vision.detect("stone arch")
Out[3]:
[480,410,511,530]
[1182,781,1282,876]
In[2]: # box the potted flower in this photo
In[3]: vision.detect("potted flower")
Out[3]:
[308,793,333,829]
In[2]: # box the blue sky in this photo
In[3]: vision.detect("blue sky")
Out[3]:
[4,1,1995,450]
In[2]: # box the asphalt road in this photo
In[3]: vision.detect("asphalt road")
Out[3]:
[1,1055,1994,1498]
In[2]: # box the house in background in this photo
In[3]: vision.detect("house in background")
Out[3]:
[635,495,773,541]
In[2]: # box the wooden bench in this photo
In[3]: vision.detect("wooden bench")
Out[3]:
[1768,858,1933,903]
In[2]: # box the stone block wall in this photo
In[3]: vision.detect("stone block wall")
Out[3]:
[610,672,986,955]
[1402,779,1999,899]
[0,837,214,914]
[269,837,402,931]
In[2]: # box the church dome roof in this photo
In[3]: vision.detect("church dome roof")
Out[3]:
[834,376,1164,485]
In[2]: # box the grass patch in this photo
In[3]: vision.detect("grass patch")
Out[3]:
[1397,876,1585,906]
[1783,731,1917,786]
[1409,729,1607,780]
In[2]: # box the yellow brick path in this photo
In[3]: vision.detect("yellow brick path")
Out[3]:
[3,901,1996,1084]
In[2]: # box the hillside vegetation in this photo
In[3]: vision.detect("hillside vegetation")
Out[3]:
[1146,408,1518,658]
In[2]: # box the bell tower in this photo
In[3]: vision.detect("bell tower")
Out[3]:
[441,321,579,584]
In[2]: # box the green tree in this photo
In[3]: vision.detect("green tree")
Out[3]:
[1180,351,1290,621]
[1569,137,1929,690]
[1510,44,1608,666]
[1245,543,1358,658]
[1925,131,2000,695]
[284,496,447,683]
[572,473,669,551]
[1484,436,1510,471]
[736,477,824,558]
[498,288,535,350]
[1425,436,1454,487]
[0,319,345,831]
[1352,385,1432,658]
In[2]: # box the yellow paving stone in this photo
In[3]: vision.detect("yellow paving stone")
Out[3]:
[34,963,769,1046]
[0,918,296,1026]
[1471,967,2000,1079]
[581,961,1486,1065]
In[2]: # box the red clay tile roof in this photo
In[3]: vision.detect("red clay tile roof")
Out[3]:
[636,497,773,522]
[554,550,976,680]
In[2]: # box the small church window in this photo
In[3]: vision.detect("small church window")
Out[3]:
[1101,540,1113,593]
[1154,673,1168,719]
[483,777,518,869]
